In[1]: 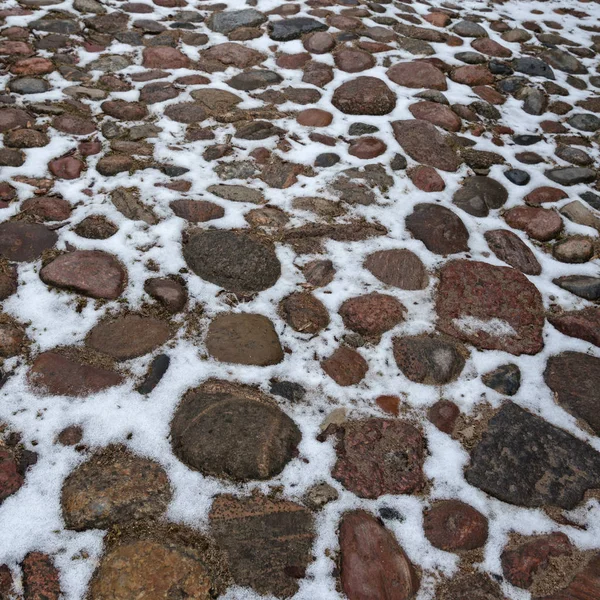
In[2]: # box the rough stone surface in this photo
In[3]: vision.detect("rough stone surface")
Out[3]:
[424,500,488,551]
[339,293,405,338]
[322,346,368,386]
[280,292,330,334]
[484,229,541,275]
[0,222,57,262]
[406,204,469,255]
[364,249,429,290]
[332,77,396,115]
[171,380,300,481]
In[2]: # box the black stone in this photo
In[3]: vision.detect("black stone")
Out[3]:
[465,402,600,509]
[315,153,340,167]
[378,507,403,520]
[269,380,306,402]
[482,363,521,396]
[513,134,542,146]
[580,191,600,211]
[504,169,530,186]
[136,354,170,395]
[161,165,189,177]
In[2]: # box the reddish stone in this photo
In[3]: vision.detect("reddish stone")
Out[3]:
[297,108,333,127]
[48,156,83,180]
[144,278,187,313]
[280,291,330,334]
[425,12,451,27]
[541,120,568,134]
[501,533,573,589]
[0,41,33,54]
[79,140,102,156]
[357,41,393,53]
[28,352,124,397]
[101,100,148,121]
[387,60,447,90]
[535,554,600,600]
[0,449,23,502]
[339,511,419,600]
[0,269,17,301]
[424,500,488,552]
[484,229,541,276]
[175,74,210,85]
[303,31,336,54]
[22,552,61,600]
[276,52,311,69]
[339,293,405,338]
[303,60,334,87]
[0,564,13,597]
[409,101,461,132]
[0,222,57,262]
[57,425,83,446]
[348,137,387,159]
[473,85,506,105]
[451,65,494,86]
[471,38,512,57]
[436,260,545,355]
[170,200,224,223]
[202,43,264,69]
[332,419,425,498]
[428,400,460,433]
[21,196,71,221]
[446,35,463,46]
[334,48,375,73]
[409,166,445,192]
[322,346,368,386]
[548,307,600,347]
[303,259,335,287]
[10,57,54,76]
[40,250,126,299]
[406,203,469,254]
[364,249,429,290]
[142,46,190,69]
[332,76,397,116]
[375,395,400,416]
[504,206,563,241]
[52,115,96,136]
[525,187,568,205]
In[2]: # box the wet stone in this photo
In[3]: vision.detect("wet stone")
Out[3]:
[206,313,283,366]
[331,419,426,498]
[482,363,521,396]
[484,229,541,275]
[183,230,280,294]
[436,260,545,355]
[210,493,314,597]
[339,510,419,600]
[424,500,488,552]
[61,446,171,530]
[40,251,126,299]
[28,352,123,397]
[465,402,600,509]
[393,334,467,385]
[406,204,469,255]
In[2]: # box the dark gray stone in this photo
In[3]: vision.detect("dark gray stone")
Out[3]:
[207,9,266,34]
[453,176,508,217]
[136,354,170,395]
[545,167,595,186]
[227,70,282,91]
[553,275,600,301]
[513,57,555,79]
[482,364,520,396]
[268,17,327,41]
[568,113,600,132]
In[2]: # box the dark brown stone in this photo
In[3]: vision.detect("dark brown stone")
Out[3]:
[280,292,330,334]
[406,204,469,255]
[428,400,460,433]
[364,249,429,289]
[387,61,447,90]
[484,229,541,275]
[424,500,488,551]
[0,222,57,262]
[331,76,397,115]
[339,293,405,338]
[322,346,368,386]
[547,307,600,348]
[22,552,61,600]
[144,277,187,313]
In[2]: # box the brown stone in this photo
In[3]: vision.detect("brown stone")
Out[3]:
[40,250,126,299]
[406,203,469,254]
[28,352,123,397]
[409,101,461,132]
[504,206,563,241]
[332,76,397,115]
[74,216,117,240]
[339,293,405,338]
[280,291,330,334]
[144,277,187,313]
[171,380,300,481]
[553,236,594,263]
[202,42,265,70]
[297,108,333,127]
[331,419,426,498]
[339,510,419,600]
[61,446,171,531]
[0,107,33,132]
[21,196,71,222]
[57,425,83,446]
[206,313,283,366]
[501,533,573,589]
[348,137,387,159]
[322,346,368,386]
[424,500,488,552]
[303,259,335,287]
[409,165,446,192]
[364,249,429,290]
[428,400,460,433]
[170,199,224,222]
[387,60,447,90]
[0,449,23,503]
[0,222,57,262]
[86,315,172,360]
[392,120,461,172]
[547,307,600,348]
[334,48,375,73]
[48,156,84,180]
[525,186,568,205]
[534,553,600,600]
[471,38,512,57]
[210,494,314,597]
[375,395,401,416]
[436,260,545,355]
[451,65,494,85]
[52,114,96,135]
[484,229,541,275]
[0,321,24,357]
[142,46,190,68]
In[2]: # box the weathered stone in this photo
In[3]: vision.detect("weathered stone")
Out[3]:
[393,334,467,385]
[331,419,426,498]
[322,346,368,386]
[484,229,541,275]
[547,307,600,348]
[0,449,23,503]
[183,230,280,293]
[392,120,461,172]
[534,553,600,600]
[136,354,170,395]
[332,77,396,115]
[553,275,600,301]
[171,380,299,481]
[22,552,61,600]
[61,446,171,530]
[482,363,521,396]
[406,204,469,255]
[504,206,563,242]
[409,101,461,132]
[339,293,405,338]
[207,9,266,34]
[280,292,330,334]
[170,200,224,223]
[465,402,600,509]
[268,17,327,41]
[0,222,57,262]
[424,500,488,551]
[545,167,595,186]
[74,216,117,239]
[436,260,544,355]
[428,400,460,433]
[144,278,187,313]
[453,176,508,217]
[303,259,335,287]
[40,251,126,299]
[364,249,429,289]
[28,352,123,397]
[339,510,419,600]
[86,316,172,360]
[387,61,447,90]
[206,313,283,366]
